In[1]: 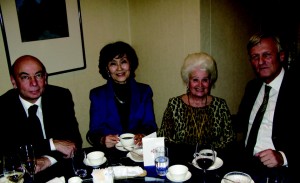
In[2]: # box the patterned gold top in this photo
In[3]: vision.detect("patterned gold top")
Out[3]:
[158,95,235,149]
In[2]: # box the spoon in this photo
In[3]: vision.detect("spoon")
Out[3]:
[83,151,87,159]
[124,146,143,158]
[215,174,238,183]
[222,177,238,183]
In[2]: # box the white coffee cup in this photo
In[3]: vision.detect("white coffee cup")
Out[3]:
[86,151,104,166]
[223,171,252,183]
[119,133,135,147]
[168,164,188,181]
[68,176,82,183]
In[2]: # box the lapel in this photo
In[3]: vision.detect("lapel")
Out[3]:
[106,80,122,128]
[241,80,263,136]
[272,72,289,141]
[10,90,28,123]
[40,86,51,138]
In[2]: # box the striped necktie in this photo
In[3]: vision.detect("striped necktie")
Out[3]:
[246,85,272,155]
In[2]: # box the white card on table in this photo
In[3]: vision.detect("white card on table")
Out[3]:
[142,135,164,166]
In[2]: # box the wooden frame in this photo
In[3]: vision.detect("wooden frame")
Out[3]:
[0,0,86,76]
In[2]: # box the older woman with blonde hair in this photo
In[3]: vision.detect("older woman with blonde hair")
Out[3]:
[158,52,235,151]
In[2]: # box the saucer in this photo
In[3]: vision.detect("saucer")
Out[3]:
[83,157,107,168]
[221,178,254,183]
[192,157,223,170]
[126,152,143,162]
[115,142,134,152]
[166,171,192,182]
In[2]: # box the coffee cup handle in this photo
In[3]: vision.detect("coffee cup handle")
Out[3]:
[193,153,200,158]
[84,157,90,165]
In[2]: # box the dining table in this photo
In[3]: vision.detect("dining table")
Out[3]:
[30,142,291,183]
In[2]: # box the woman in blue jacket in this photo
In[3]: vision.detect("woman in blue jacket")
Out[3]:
[87,41,158,148]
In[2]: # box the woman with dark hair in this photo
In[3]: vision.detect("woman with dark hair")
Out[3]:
[87,41,157,148]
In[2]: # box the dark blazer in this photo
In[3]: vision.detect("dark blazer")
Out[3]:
[0,85,82,161]
[236,70,292,159]
[87,78,157,146]
[235,69,298,180]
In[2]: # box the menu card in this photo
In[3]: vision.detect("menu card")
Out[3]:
[142,132,164,166]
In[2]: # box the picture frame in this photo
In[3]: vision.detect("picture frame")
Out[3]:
[0,0,86,76]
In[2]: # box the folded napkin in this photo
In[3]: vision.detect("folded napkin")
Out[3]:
[46,176,65,183]
[92,166,145,182]
[112,165,144,177]
[92,167,114,183]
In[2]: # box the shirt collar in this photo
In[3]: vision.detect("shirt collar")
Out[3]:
[19,96,42,112]
[266,68,284,92]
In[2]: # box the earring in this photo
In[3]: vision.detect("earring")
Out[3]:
[107,70,111,78]
[186,86,190,93]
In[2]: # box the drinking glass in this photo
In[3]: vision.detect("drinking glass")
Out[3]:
[154,146,169,176]
[3,153,25,183]
[194,144,215,183]
[72,150,87,178]
[19,144,36,181]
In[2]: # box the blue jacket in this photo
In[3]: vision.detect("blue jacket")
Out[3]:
[88,78,157,146]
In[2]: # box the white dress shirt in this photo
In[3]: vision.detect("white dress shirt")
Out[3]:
[19,96,57,165]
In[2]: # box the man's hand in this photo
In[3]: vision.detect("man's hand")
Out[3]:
[255,149,284,168]
[53,140,77,158]
[35,157,51,173]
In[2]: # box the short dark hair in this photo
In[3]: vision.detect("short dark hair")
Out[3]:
[98,41,139,80]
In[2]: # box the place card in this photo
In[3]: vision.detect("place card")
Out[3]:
[142,132,165,166]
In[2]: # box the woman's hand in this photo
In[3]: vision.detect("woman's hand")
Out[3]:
[103,134,119,148]
[134,134,144,146]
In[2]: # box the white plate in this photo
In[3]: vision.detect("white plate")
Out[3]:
[192,157,223,170]
[221,178,254,183]
[166,171,192,182]
[115,142,134,152]
[83,157,107,168]
[126,152,143,162]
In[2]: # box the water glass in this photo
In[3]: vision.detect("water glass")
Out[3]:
[2,153,25,183]
[154,146,169,176]
[72,151,87,178]
[19,144,36,180]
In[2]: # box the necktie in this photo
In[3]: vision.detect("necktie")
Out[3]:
[28,105,44,140]
[246,85,272,155]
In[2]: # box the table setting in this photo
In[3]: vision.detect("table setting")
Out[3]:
[4,133,291,183]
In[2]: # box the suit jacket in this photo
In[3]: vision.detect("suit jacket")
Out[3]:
[235,69,295,171]
[88,78,157,146]
[0,85,82,161]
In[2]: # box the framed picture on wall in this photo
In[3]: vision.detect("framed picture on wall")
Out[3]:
[0,0,86,76]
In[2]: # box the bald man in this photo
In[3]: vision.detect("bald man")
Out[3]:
[0,55,82,179]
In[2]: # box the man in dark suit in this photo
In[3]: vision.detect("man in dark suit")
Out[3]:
[0,55,82,179]
[235,32,297,182]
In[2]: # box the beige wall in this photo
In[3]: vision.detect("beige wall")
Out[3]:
[0,0,255,148]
